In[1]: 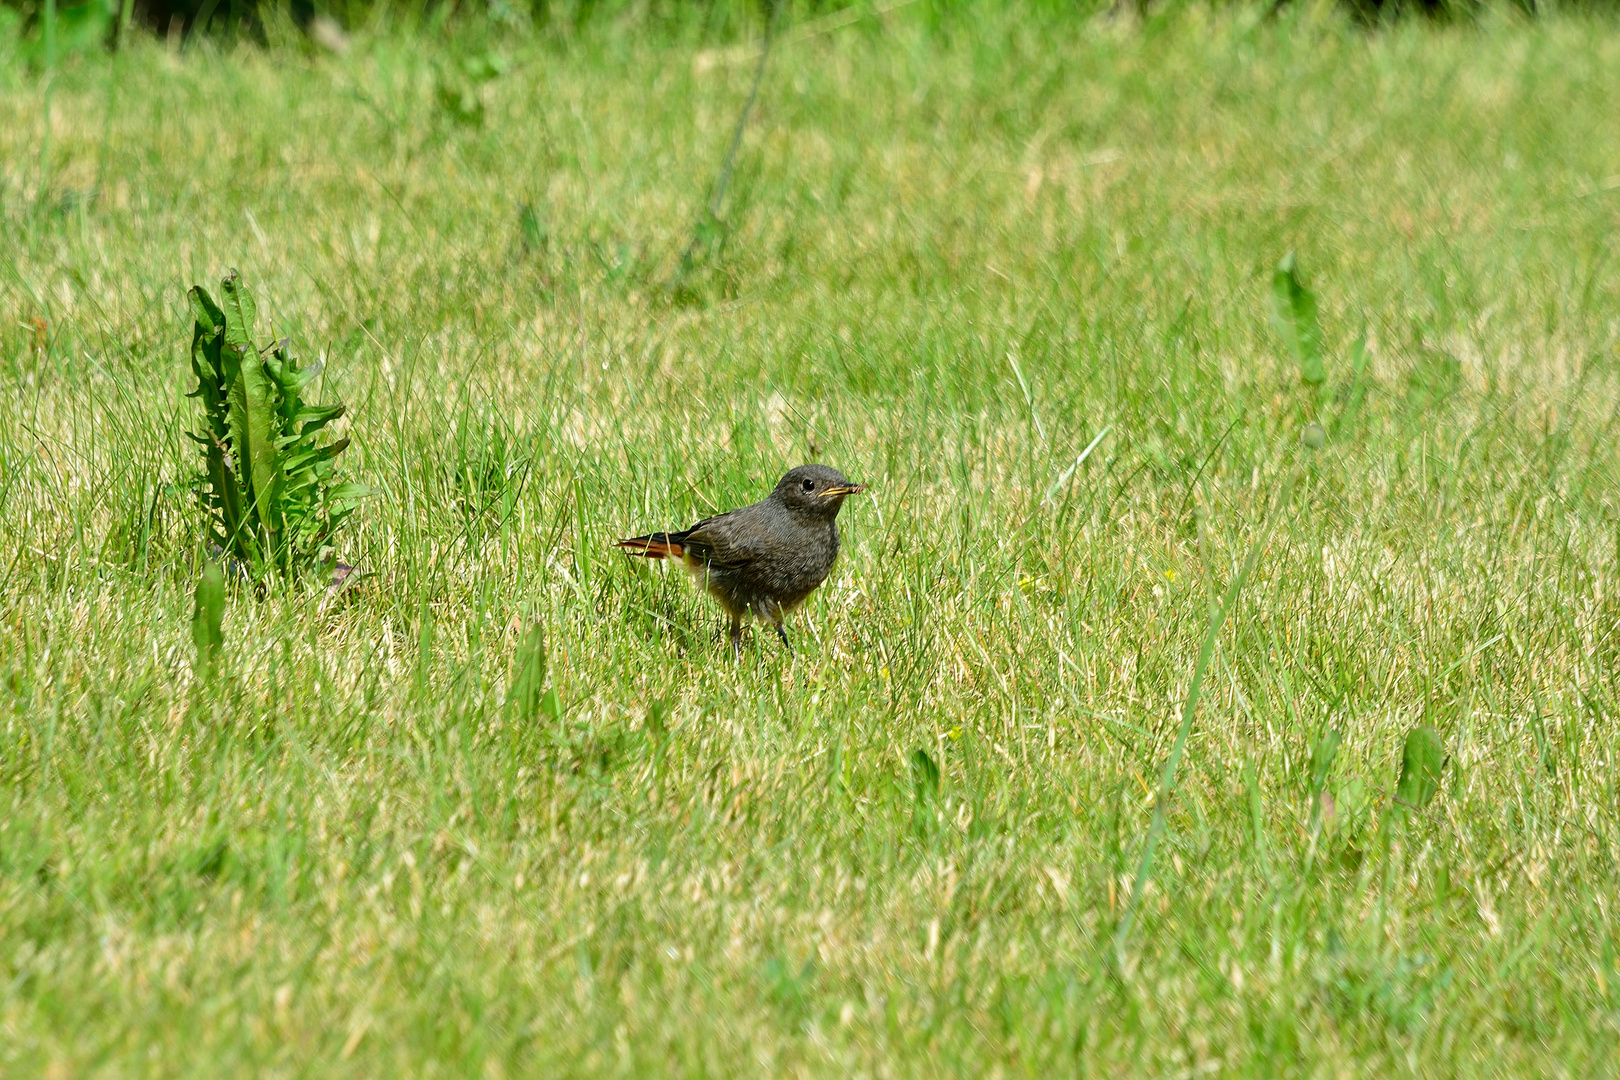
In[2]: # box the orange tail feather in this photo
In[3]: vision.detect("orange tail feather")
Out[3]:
[615,533,685,559]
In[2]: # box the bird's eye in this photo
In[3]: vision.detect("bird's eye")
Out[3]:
[802,479,815,492]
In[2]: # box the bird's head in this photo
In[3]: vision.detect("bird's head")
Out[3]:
[775,464,866,517]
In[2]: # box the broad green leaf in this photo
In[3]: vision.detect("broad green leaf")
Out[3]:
[1308,729,1342,795]
[188,287,227,393]
[220,272,281,551]
[326,482,372,502]
[191,561,225,676]
[910,748,940,797]
[1271,251,1326,387]
[1243,758,1267,858]
[518,203,547,253]
[188,285,225,335]
[187,286,230,433]
[292,403,346,434]
[308,438,350,464]
[206,449,254,563]
[509,624,548,720]
[227,353,282,548]
[1394,725,1446,811]
[218,271,257,359]
[280,439,349,475]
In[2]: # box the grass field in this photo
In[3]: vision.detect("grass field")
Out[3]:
[3,3,1620,1074]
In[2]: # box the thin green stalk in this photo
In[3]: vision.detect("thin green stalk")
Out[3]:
[97,38,123,204]
[43,0,56,68]
[666,0,781,295]
[1110,460,1301,971]
[40,0,57,203]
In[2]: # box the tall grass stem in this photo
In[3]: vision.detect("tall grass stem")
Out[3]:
[666,0,781,294]
[1110,458,1302,970]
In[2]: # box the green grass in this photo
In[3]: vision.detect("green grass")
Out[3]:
[4,4,1620,1074]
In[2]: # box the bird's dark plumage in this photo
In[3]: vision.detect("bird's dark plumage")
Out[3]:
[616,464,866,655]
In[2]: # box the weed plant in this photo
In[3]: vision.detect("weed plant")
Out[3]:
[2,4,1619,1075]
[186,270,366,579]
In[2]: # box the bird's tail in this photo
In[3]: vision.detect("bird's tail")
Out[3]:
[614,531,688,559]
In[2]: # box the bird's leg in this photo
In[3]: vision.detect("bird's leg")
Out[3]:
[773,621,793,657]
[729,615,743,660]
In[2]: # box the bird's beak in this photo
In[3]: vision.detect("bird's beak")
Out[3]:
[819,483,867,498]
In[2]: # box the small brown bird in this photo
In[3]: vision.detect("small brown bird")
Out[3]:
[616,464,866,656]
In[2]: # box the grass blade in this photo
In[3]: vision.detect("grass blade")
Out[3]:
[1111,461,1300,970]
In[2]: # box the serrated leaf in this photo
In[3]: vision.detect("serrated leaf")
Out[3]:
[1272,251,1326,387]
[280,439,350,476]
[284,366,317,398]
[278,447,322,473]
[206,442,253,564]
[219,275,282,549]
[188,285,225,335]
[310,438,350,463]
[187,272,367,580]
[227,353,281,544]
[268,357,318,413]
[219,271,257,358]
[292,403,346,433]
[1394,725,1446,812]
[187,287,230,434]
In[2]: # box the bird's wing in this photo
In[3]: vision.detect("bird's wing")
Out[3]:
[679,511,760,568]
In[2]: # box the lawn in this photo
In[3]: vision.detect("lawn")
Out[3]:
[2,3,1619,1074]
